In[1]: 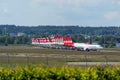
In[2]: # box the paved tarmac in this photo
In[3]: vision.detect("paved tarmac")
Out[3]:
[67,62,120,65]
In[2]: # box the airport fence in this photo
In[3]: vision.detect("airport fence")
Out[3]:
[0,53,120,67]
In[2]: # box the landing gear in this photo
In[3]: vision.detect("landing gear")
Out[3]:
[85,48,90,51]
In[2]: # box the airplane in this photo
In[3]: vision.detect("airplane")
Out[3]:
[63,37,103,51]
[32,36,103,51]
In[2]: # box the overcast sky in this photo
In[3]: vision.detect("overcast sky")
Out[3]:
[0,0,120,26]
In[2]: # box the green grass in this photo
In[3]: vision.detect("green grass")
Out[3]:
[0,45,120,66]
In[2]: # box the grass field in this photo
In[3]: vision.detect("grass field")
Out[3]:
[0,45,120,67]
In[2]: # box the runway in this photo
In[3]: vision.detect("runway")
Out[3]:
[67,62,120,65]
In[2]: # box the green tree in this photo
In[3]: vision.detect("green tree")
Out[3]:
[14,37,20,44]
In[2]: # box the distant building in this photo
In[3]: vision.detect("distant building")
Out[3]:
[116,43,120,48]
[17,32,26,37]
[84,35,90,39]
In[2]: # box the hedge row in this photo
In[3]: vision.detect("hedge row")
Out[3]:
[0,65,120,80]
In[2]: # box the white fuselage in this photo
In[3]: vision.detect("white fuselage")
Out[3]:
[32,36,103,51]
[74,43,103,50]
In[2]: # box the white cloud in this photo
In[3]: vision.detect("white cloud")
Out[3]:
[32,0,44,3]
[117,1,120,5]
[0,7,8,15]
[2,0,120,26]
[30,0,103,13]
[70,0,102,5]
[104,11,120,20]
[112,1,120,5]
[31,0,102,7]
[32,0,64,4]
[3,8,8,13]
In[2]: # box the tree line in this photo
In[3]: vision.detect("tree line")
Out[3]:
[0,36,31,46]
[0,25,120,48]
[0,25,120,36]
[0,34,119,48]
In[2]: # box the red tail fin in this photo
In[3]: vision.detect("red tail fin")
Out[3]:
[63,37,74,47]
